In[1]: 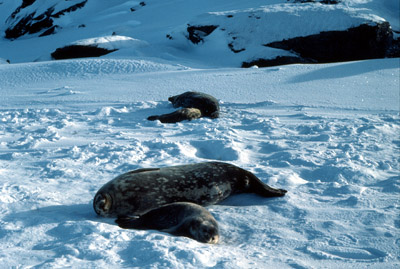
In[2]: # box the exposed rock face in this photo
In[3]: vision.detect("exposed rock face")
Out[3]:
[265,22,393,62]
[5,0,87,39]
[244,22,396,67]
[51,45,116,60]
[242,56,314,68]
[288,0,341,3]
[187,25,218,44]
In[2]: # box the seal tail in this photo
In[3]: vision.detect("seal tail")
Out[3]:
[248,174,287,197]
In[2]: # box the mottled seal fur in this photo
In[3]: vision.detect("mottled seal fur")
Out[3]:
[115,202,219,244]
[147,91,220,123]
[147,108,202,123]
[93,161,287,218]
[168,91,219,118]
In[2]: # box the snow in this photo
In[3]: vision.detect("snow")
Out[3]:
[72,35,148,51]
[0,56,399,268]
[0,0,399,268]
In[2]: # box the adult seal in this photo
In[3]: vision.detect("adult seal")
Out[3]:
[147,91,220,123]
[115,202,219,244]
[93,161,287,217]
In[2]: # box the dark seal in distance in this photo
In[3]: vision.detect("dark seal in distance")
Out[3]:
[116,202,219,244]
[147,91,220,123]
[93,161,287,218]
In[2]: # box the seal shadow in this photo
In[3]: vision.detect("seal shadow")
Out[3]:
[2,203,108,228]
[217,193,286,207]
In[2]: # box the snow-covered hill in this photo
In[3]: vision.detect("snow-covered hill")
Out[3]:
[0,0,399,66]
[0,0,399,268]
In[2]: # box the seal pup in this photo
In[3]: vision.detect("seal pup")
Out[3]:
[147,108,202,123]
[147,91,220,123]
[116,202,219,244]
[93,161,287,218]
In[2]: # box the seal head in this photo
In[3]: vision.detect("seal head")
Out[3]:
[93,192,113,217]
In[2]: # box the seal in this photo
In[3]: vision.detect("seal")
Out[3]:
[93,161,287,218]
[147,108,202,123]
[147,91,220,123]
[168,91,220,118]
[115,202,219,244]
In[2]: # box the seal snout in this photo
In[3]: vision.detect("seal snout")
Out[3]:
[191,219,220,244]
[200,225,219,244]
[206,233,219,244]
[93,193,112,216]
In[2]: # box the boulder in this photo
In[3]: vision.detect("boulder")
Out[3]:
[51,45,116,60]
[264,22,393,64]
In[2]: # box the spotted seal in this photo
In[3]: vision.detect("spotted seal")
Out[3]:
[116,202,219,244]
[93,161,287,218]
[147,108,202,123]
[147,91,220,123]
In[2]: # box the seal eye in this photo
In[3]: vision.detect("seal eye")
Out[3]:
[93,193,112,216]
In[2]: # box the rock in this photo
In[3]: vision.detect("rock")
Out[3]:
[51,45,116,60]
[5,0,87,39]
[242,56,314,68]
[187,25,218,44]
[264,22,393,64]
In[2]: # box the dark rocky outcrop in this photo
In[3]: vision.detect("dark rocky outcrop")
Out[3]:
[244,22,396,68]
[187,25,218,44]
[265,22,393,62]
[242,56,315,68]
[51,45,116,60]
[288,0,341,3]
[5,0,88,39]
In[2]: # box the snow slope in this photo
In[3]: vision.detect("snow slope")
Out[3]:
[0,0,398,66]
[0,57,399,268]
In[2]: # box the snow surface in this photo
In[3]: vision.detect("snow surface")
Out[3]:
[0,0,399,268]
[0,57,399,268]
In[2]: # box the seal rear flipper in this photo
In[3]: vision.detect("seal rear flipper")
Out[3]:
[147,108,202,123]
[249,175,287,197]
[256,186,287,197]
[115,216,146,229]
[147,115,159,121]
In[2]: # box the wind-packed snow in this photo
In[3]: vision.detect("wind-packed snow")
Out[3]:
[71,35,148,51]
[0,0,399,268]
[0,57,399,268]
